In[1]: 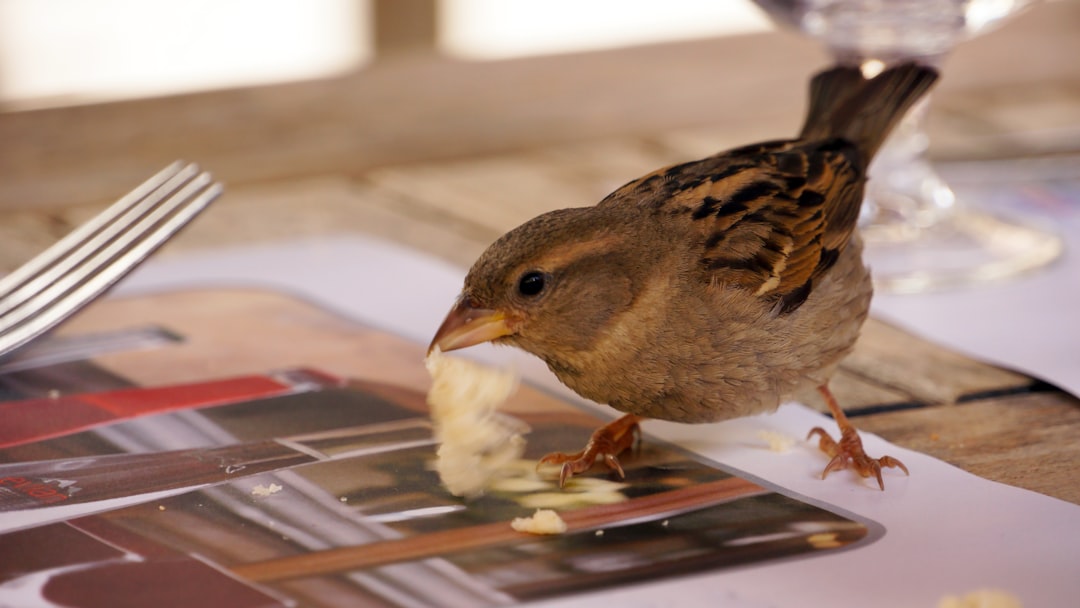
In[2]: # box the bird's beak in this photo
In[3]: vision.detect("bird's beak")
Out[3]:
[428,298,513,354]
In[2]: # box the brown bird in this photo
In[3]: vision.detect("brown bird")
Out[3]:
[429,62,938,490]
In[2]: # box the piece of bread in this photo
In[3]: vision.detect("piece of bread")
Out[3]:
[511,509,567,535]
[426,348,528,497]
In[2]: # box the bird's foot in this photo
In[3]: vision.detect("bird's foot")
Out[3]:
[807,424,908,490]
[537,414,642,487]
[809,384,908,490]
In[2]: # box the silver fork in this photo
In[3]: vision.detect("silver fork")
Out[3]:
[0,161,223,362]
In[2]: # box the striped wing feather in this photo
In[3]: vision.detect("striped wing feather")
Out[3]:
[596,64,938,313]
[603,142,865,313]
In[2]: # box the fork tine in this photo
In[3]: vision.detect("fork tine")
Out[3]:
[0,163,222,359]
[0,161,190,297]
[0,162,200,317]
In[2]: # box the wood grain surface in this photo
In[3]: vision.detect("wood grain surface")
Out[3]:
[1,1,1079,216]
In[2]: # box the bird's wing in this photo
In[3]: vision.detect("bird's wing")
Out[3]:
[604,141,866,314]
[594,63,937,314]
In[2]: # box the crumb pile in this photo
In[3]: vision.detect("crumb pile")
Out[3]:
[425,348,527,497]
[756,429,796,453]
[511,509,567,535]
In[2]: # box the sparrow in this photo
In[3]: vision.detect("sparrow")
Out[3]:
[430,62,939,490]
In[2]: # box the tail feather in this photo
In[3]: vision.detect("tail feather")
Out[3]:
[800,65,866,140]
[800,63,939,162]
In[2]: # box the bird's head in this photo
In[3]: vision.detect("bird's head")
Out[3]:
[429,206,649,362]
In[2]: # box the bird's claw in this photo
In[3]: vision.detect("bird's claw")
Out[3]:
[808,425,909,490]
[537,414,642,487]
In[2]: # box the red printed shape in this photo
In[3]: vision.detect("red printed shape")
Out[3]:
[0,374,307,448]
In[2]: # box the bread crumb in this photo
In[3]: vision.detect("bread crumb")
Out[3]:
[487,476,552,493]
[251,483,283,497]
[806,532,842,549]
[519,490,626,509]
[757,430,795,453]
[937,589,1022,608]
[426,348,527,497]
[511,509,567,535]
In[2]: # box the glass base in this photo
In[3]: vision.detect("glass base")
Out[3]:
[863,207,1063,294]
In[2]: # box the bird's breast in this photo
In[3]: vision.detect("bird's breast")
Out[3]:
[540,240,871,425]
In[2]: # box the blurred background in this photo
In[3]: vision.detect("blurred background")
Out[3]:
[1,0,1078,269]
[0,1,772,109]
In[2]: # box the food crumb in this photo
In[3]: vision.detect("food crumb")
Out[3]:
[158,505,166,511]
[339,496,348,503]
[757,430,795,453]
[426,348,527,497]
[595,529,604,537]
[806,532,842,549]
[661,520,669,527]
[511,509,567,535]
[937,589,1022,608]
[251,483,283,497]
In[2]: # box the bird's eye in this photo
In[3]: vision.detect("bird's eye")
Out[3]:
[517,271,546,297]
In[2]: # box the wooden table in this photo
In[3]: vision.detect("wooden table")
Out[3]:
[1,2,1078,504]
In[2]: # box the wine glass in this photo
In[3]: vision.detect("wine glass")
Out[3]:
[752,0,1063,293]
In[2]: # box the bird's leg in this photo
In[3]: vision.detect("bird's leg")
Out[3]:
[807,384,909,490]
[537,414,642,487]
